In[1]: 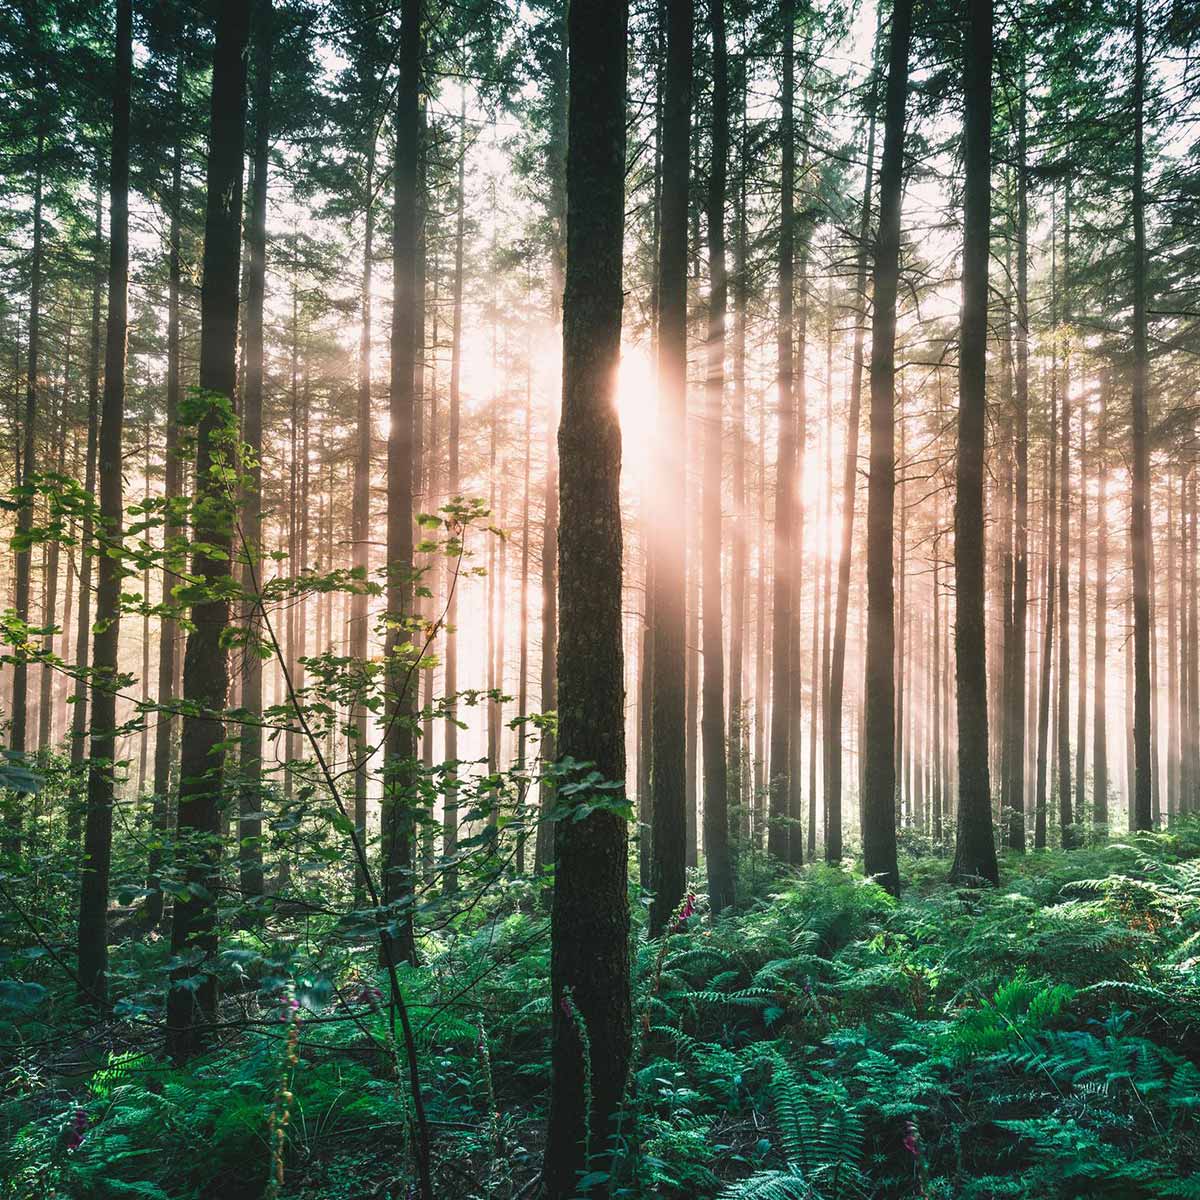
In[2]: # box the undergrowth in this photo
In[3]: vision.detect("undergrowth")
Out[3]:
[4,826,1200,1198]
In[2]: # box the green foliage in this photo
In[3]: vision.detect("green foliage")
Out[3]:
[7,776,1200,1197]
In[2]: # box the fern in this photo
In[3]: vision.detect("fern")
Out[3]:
[720,1168,815,1199]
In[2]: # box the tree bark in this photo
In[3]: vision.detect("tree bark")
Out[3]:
[1130,0,1153,830]
[827,41,879,864]
[1002,66,1029,851]
[10,42,46,765]
[728,36,749,844]
[649,0,694,934]
[1093,378,1109,827]
[442,98,466,896]
[238,0,271,914]
[167,0,249,1061]
[533,3,566,879]
[862,0,912,896]
[77,0,131,1007]
[146,54,185,925]
[950,0,999,885]
[768,0,797,864]
[70,169,105,846]
[380,0,421,965]
[702,0,734,915]
[350,121,376,901]
[544,1,631,1191]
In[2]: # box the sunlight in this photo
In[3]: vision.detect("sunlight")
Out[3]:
[616,341,657,482]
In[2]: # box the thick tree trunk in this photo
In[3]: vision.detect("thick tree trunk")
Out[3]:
[77,0,131,1007]
[649,0,693,934]
[950,0,999,885]
[862,0,912,896]
[544,2,631,1191]
[166,0,249,1061]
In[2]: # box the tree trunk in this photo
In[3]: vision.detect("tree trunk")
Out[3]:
[11,47,46,766]
[77,0,131,1007]
[950,0,998,885]
[1056,176,1074,847]
[862,0,912,896]
[238,0,271,914]
[37,402,65,758]
[728,37,749,845]
[768,0,796,864]
[544,1,631,1190]
[827,43,879,863]
[516,350,532,873]
[1093,378,1109,827]
[380,0,422,965]
[167,0,249,1061]
[146,55,185,925]
[1003,68,1029,851]
[702,0,734,916]
[350,126,376,902]
[70,168,105,847]
[787,209,811,868]
[1130,0,1153,830]
[442,99,466,896]
[534,6,566,879]
[649,0,693,934]
[1074,387,1089,828]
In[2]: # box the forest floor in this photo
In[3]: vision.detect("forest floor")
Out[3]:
[5,826,1200,1199]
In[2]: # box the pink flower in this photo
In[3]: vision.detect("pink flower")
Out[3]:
[673,893,698,932]
[65,1108,87,1150]
[902,1120,920,1160]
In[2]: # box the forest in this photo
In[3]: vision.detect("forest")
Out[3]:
[3,0,1200,1196]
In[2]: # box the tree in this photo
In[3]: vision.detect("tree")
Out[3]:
[380,0,421,967]
[145,18,193,927]
[1001,54,1030,853]
[238,0,272,914]
[544,0,631,1191]
[8,5,49,767]
[861,0,913,898]
[951,0,999,886]
[1130,0,1153,831]
[649,0,694,935]
[827,28,879,866]
[77,0,131,1007]
[703,0,734,916]
[768,0,798,864]
[166,0,250,1061]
